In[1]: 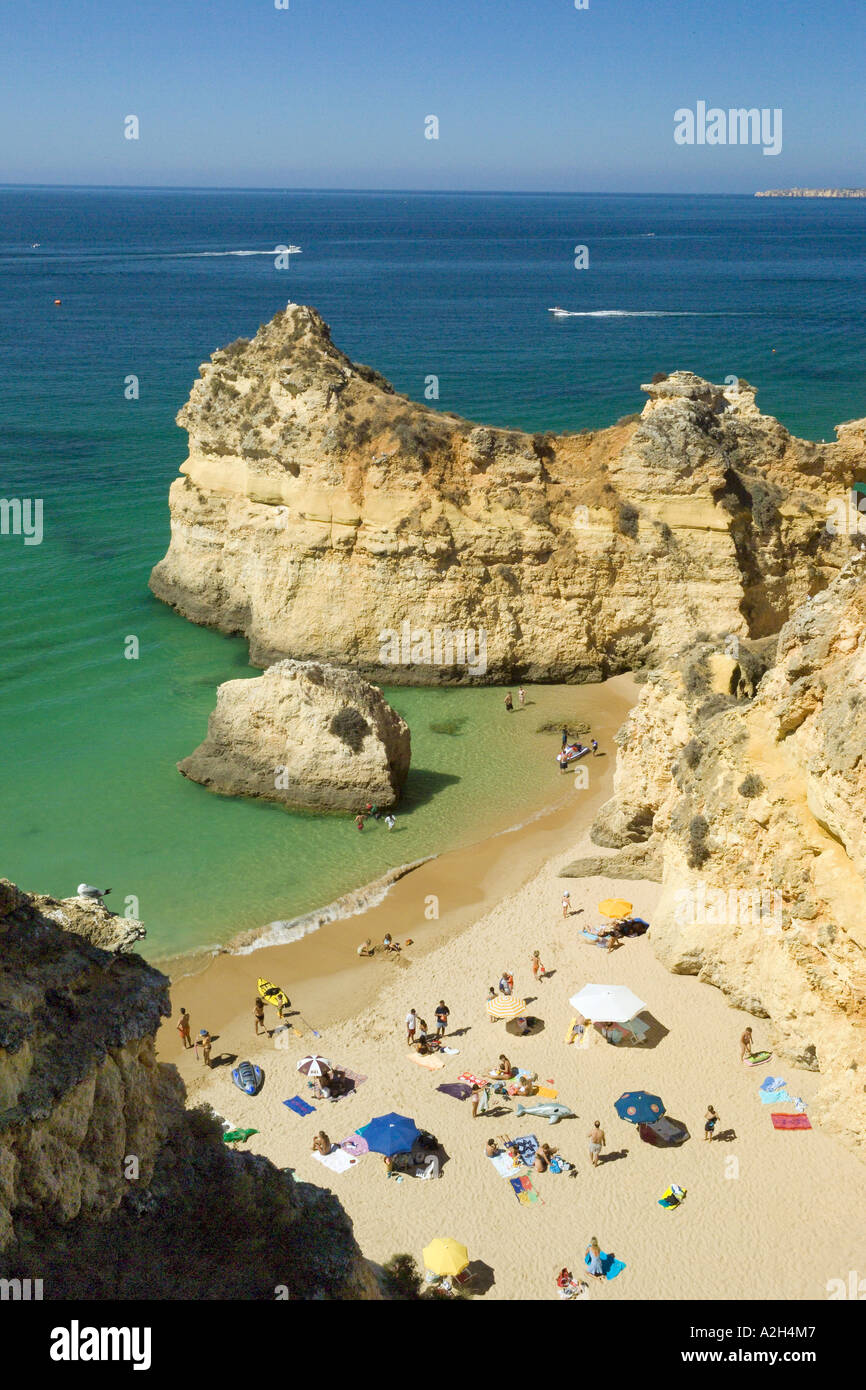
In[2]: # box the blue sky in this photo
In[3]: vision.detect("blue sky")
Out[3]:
[2,0,864,191]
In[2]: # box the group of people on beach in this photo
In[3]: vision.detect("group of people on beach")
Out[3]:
[357,933,406,957]
[177,1008,213,1066]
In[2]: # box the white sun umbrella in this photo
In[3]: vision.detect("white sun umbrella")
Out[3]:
[568,984,647,1023]
[297,1055,332,1077]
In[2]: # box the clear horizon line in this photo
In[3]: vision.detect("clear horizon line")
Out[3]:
[0,181,774,197]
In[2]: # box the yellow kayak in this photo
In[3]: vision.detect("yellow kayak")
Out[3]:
[257,977,290,1011]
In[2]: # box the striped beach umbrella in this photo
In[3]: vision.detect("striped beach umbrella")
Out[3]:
[486,995,527,1020]
[296,1055,331,1077]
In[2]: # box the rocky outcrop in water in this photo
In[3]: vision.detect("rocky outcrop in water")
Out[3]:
[0,880,377,1298]
[149,304,864,683]
[178,659,411,811]
[584,555,866,1151]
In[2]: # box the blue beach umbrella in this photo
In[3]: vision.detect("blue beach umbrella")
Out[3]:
[615,1091,665,1125]
[356,1112,422,1157]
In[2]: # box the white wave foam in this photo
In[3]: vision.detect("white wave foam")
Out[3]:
[174,247,301,258]
[550,309,722,318]
[230,856,434,955]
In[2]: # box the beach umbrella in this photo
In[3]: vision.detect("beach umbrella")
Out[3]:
[615,1091,666,1125]
[485,995,527,1020]
[423,1238,469,1278]
[598,898,633,919]
[296,1055,331,1077]
[569,983,647,1023]
[356,1112,421,1157]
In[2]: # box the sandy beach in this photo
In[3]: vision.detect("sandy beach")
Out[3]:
[165,676,866,1302]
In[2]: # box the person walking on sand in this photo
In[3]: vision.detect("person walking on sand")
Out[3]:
[435,1000,450,1038]
[254,997,266,1036]
[591,738,599,756]
[586,1238,604,1279]
[177,1008,192,1050]
[385,813,396,830]
[531,949,546,983]
[518,687,525,707]
[406,1008,418,1046]
[504,692,513,713]
[587,1120,605,1167]
[562,890,571,919]
[355,813,364,831]
[201,1029,213,1068]
[704,1105,720,1142]
[740,1026,754,1062]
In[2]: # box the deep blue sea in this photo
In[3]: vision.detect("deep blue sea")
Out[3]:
[1,189,864,956]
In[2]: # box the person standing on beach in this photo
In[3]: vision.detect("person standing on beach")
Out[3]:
[704,1105,720,1141]
[561,727,568,748]
[587,1120,605,1167]
[740,1026,754,1062]
[531,949,546,983]
[562,890,571,919]
[355,813,365,831]
[406,1008,418,1045]
[504,692,513,712]
[586,1238,604,1279]
[385,813,396,830]
[591,738,599,756]
[435,1001,450,1037]
[518,687,525,707]
[177,1008,192,1050]
[487,986,498,1019]
[201,1029,213,1068]
[254,997,266,1036]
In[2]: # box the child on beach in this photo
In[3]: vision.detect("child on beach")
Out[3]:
[562,891,571,919]
[531,950,546,982]
[355,814,365,831]
[740,1026,754,1061]
[518,687,525,706]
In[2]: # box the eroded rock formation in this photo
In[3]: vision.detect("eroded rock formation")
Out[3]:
[178,659,411,811]
[580,555,866,1150]
[0,880,377,1298]
[150,304,864,682]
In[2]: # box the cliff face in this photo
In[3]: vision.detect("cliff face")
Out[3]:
[150,304,863,683]
[0,881,377,1298]
[581,555,866,1151]
[178,659,411,811]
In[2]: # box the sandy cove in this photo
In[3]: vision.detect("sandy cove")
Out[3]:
[168,850,866,1300]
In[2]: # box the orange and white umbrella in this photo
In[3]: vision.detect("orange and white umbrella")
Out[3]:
[486,995,527,1020]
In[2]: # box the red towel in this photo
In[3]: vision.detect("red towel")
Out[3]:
[771,1112,811,1130]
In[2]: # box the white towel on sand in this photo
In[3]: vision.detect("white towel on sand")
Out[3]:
[312,1147,358,1173]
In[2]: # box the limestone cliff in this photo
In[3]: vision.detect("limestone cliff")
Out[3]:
[0,880,377,1298]
[575,555,866,1151]
[178,659,411,811]
[150,304,864,682]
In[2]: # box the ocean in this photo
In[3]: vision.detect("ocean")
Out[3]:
[2,188,864,958]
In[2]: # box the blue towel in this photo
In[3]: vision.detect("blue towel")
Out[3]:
[585,1250,626,1280]
[759,1075,785,1092]
[284,1095,315,1116]
[759,1087,790,1104]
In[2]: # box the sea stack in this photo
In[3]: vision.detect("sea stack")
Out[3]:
[177,659,411,811]
[149,304,864,683]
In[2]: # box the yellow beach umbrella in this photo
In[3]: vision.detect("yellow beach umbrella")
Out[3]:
[423,1237,469,1278]
[598,898,633,919]
[486,995,527,1020]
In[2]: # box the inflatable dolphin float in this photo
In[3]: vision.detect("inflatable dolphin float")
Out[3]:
[516,1101,575,1126]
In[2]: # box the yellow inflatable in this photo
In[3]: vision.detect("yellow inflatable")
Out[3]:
[257,978,290,1012]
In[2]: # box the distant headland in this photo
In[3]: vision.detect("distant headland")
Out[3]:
[755,188,866,198]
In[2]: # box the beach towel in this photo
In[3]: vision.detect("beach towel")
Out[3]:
[509,1175,540,1206]
[658,1183,687,1210]
[549,1155,573,1175]
[535,1085,559,1100]
[284,1095,316,1117]
[409,1052,445,1071]
[312,1146,357,1174]
[759,1087,791,1104]
[490,1151,524,1178]
[439,1046,460,1055]
[327,1067,368,1101]
[437,1082,472,1102]
[222,1128,259,1144]
[340,1135,369,1157]
[585,1250,626,1280]
[771,1113,812,1130]
[502,1133,539,1167]
[759,1075,786,1093]
[458,1071,488,1087]
[515,1067,536,1080]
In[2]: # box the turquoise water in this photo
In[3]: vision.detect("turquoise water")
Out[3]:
[2,189,865,957]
